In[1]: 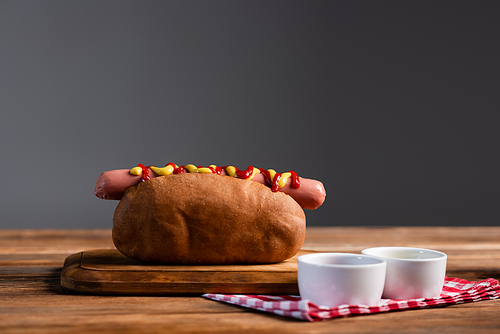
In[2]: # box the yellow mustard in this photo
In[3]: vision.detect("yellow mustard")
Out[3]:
[130,163,298,190]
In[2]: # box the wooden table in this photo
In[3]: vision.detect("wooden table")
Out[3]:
[1,227,499,333]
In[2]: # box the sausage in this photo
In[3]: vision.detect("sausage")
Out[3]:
[94,168,326,210]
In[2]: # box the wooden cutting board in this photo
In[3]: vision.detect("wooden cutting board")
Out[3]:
[61,249,314,295]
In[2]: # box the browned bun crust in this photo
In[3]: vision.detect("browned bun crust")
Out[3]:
[112,173,306,264]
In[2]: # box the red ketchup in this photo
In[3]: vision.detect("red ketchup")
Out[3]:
[235,166,255,179]
[290,170,301,189]
[167,163,186,174]
[212,166,223,175]
[137,164,152,182]
[136,163,300,192]
[271,173,282,192]
[258,168,273,187]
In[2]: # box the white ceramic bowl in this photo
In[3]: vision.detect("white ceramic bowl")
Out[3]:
[297,253,386,308]
[361,247,447,300]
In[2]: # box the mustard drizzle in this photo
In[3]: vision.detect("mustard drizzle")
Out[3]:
[130,163,298,190]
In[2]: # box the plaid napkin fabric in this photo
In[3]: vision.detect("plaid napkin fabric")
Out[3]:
[203,277,500,322]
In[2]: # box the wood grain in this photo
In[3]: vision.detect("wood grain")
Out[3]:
[60,249,312,295]
[1,227,499,334]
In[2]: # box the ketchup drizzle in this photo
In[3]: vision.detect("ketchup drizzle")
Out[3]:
[166,163,186,174]
[290,170,301,189]
[271,173,282,192]
[258,168,272,186]
[235,166,254,179]
[137,164,151,182]
[212,166,223,175]
[136,163,300,192]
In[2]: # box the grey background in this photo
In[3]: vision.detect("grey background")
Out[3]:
[1,1,499,229]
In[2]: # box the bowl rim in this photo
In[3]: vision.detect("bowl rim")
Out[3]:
[298,252,386,268]
[361,246,447,262]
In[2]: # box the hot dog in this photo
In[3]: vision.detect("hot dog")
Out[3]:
[98,163,326,264]
[95,164,326,210]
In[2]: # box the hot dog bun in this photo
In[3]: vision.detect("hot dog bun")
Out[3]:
[112,173,306,264]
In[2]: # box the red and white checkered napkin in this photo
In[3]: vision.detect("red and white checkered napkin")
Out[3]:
[203,277,500,322]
